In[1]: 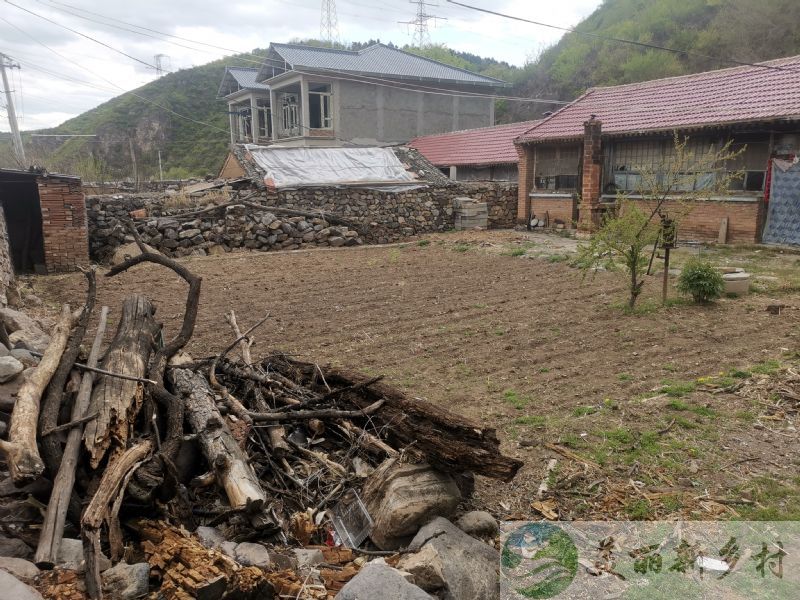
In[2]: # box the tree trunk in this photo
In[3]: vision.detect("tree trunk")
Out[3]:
[0,305,73,484]
[35,306,109,567]
[170,369,267,509]
[83,295,159,468]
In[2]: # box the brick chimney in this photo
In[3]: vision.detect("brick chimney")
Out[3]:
[579,116,603,230]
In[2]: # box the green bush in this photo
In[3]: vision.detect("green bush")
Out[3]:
[677,259,724,303]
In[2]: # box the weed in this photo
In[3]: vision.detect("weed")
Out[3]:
[661,380,696,397]
[626,499,652,520]
[667,399,690,411]
[504,247,527,257]
[388,249,401,262]
[514,415,546,427]
[503,389,531,410]
[417,239,431,247]
[494,328,506,336]
[453,243,471,253]
[735,410,757,423]
[751,359,781,375]
[728,368,751,379]
[539,367,551,373]
[738,476,800,520]
[603,398,619,410]
[618,373,633,382]
[672,416,697,429]
[561,433,585,448]
[663,363,679,373]
[661,495,683,513]
[472,303,487,309]
[572,406,598,417]
[546,253,570,263]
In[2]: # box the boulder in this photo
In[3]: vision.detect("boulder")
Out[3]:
[0,368,33,412]
[195,526,225,550]
[9,329,51,353]
[293,548,324,571]
[0,536,32,559]
[0,343,8,357]
[101,562,150,600]
[0,557,39,581]
[0,569,43,600]
[455,511,499,539]
[111,241,159,266]
[233,542,270,568]
[0,356,24,383]
[9,349,37,368]
[396,517,499,600]
[335,562,432,600]
[58,538,111,573]
[363,459,460,550]
[0,308,39,334]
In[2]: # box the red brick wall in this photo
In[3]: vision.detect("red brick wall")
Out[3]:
[530,197,576,226]
[629,198,763,244]
[515,143,534,222]
[579,118,603,230]
[38,177,89,272]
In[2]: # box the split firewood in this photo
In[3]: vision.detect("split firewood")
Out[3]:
[225,309,253,364]
[36,306,109,567]
[171,368,268,510]
[83,295,159,468]
[39,267,96,476]
[0,304,73,484]
[82,440,154,600]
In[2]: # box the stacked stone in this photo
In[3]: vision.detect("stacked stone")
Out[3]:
[127,207,363,259]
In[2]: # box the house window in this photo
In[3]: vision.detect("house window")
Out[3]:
[308,83,333,129]
[257,102,271,139]
[281,94,299,135]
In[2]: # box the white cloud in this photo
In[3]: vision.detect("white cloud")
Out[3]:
[0,0,601,132]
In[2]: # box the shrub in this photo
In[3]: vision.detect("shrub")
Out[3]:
[677,259,724,303]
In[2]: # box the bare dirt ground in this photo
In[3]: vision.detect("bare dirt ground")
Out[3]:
[27,230,800,522]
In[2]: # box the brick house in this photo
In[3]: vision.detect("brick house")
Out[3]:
[515,55,800,244]
[0,169,89,273]
[408,120,539,182]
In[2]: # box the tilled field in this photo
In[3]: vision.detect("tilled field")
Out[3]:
[32,231,800,520]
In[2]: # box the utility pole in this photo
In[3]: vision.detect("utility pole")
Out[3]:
[0,52,27,167]
[399,1,447,48]
[153,54,170,77]
[128,138,138,191]
[158,149,163,182]
[320,0,341,45]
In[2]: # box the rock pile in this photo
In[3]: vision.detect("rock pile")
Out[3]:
[0,308,46,392]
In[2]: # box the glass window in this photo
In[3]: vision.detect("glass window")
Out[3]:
[308,83,333,129]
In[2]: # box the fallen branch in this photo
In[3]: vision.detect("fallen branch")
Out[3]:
[0,305,73,484]
[250,399,385,422]
[544,443,601,470]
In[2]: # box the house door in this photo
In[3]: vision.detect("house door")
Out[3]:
[0,179,46,273]
[762,160,800,245]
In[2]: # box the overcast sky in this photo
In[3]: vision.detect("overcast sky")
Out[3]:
[0,0,600,133]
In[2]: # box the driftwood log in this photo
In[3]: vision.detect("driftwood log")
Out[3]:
[0,304,73,484]
[171,368,268,510]
[273,358,523,481]
[84,295,159,468]
[35,306,109,567]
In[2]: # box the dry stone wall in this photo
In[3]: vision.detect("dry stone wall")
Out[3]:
[87,182,517,262]
[0,207,13,305]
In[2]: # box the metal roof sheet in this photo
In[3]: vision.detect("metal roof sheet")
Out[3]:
[518,55,800,143]
[225,67,270,91]
[270,43,507,86]
[409,121,540,166]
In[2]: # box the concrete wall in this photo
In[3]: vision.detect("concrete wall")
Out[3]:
[337,80,494,145]
[87,182,518,261]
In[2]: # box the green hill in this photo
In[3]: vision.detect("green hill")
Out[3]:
[2,0,799,179]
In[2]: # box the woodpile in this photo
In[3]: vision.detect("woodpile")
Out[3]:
[0,236,522,599]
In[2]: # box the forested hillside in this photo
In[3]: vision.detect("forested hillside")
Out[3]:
[2,0,799,178]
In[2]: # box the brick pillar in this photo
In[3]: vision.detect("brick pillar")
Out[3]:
[578,117,603,230]
[515,142,534,224]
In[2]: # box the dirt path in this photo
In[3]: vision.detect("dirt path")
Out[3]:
[30,231,800,520]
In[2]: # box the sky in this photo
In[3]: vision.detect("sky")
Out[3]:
[0,0,601,133]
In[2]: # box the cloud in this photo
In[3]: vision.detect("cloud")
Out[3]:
[0,0,601,132]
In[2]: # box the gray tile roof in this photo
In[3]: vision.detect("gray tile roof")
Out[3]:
[227,67,270,90]
[269,43,507,86]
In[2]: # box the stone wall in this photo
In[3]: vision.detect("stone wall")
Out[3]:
[0,206,12,305]
[87,182,517,261]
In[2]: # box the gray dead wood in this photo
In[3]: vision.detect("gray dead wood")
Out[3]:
[171,368,267,510]
[83,295,159,468]
[0,305,73,484]
[35,306,109,567]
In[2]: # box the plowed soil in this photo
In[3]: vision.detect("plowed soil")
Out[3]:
[31,231,800,520]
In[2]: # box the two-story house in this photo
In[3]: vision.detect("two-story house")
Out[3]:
[218,43,508,148]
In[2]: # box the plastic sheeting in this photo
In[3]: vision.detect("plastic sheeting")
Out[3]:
[244,145,421,189]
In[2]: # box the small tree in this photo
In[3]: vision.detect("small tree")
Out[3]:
[577,134,744,309]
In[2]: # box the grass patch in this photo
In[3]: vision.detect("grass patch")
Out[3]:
[617,373,633,381]
[539,367,550,373]
[546,253,570,263]
[503,247,527,257]
[625,498,653,520]
[514,415,546,427]
[738,476,800,520]
[503,389,531,410]
[416,239,430,247]
[662,363,679,373]
[751,359,781,375]
[728,368,751,379]
[572,406,598,417]
[661,380,697,397]
[453,243,471,253]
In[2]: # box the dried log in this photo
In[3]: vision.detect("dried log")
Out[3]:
[108,248,202,498]
[83,295,159,468]
[0,304,73,484]
[249,399,385,422]
[82,440,154,600]
[276,359,523,481]
[171,368,267,510]
[39,267,96,475]
[35,306,109,567]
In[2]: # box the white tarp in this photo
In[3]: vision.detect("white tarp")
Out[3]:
[245,145,418,189]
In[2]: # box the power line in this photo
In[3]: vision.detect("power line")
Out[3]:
[4,0,167,73]
[445,0,795,73]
